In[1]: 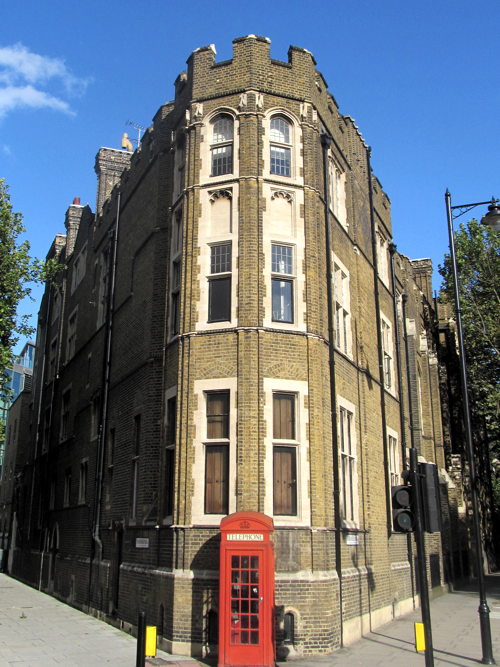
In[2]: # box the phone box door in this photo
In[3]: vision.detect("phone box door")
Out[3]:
[218,512,275,667]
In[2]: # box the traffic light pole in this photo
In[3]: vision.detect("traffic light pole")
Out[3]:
[410,447,434,666]
[401,296,434,664]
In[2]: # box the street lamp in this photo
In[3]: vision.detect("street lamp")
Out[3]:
[444,190,499,665]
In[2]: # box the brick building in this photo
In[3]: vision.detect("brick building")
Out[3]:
[6,36,462,658]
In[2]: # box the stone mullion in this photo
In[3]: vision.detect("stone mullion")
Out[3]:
[236,329,260,512]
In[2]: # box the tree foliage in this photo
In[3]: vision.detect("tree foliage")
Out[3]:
[0,178,58,386]
[439,218,500,458]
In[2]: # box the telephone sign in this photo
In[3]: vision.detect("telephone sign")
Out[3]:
[219,512,275,667]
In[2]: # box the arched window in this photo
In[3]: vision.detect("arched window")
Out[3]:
[270,116,292,177]
[283,612,295,645]
[211,114,233,176]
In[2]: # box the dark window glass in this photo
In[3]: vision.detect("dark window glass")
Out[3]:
[164,447,175,517]
[211,115,234,176]
[273,446,297,515]
[270,145,291,176]
[211,145,233,176]
[171,292,180,334]
[207,391,229,439]
[272,279,293,323]
[133,415,141,456]
[273,393,295,440]
[272,245,292,274]
[209,277,231,322]
[284,612,295,644]
[166,397,176,444]
[205,444,229,514]
[211,244,231,274]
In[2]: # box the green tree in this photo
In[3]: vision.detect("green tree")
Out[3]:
[0,178,52,383]
[439,218,500,551]
[439,218,500,455]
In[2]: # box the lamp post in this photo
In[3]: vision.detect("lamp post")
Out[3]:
[444,190,500,665]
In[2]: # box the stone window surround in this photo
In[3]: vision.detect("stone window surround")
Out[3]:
[191,377,237,526]
[196,187,238,331]
[380,310,395,394]
[263,378,310,527]
[262,185,306,332]
[337,395,359,529]
[332,253,352,359]
[262,109,303,186]
[199,108,239,184]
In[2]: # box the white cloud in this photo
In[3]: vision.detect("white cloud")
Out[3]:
[0,43,90,120]
[2,144,12,155]
[0,85,74,119]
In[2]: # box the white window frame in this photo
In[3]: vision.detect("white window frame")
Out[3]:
[169,206,183,338]
[417,370,424,437]
[90,395,100,441]
[210,114,234,177]
[60,387,71,442]
[337,396,359,528]
[376,230,389,286]
[96,248,110,329]
[192,378,237,525]
[163,386,177,523]
[49,336,58,381]
[328,157,347,228]
[262,185,306,331]
[196,188,238,331]
[49,478,56,510]
[63,469,72,508]
[66,307,78,361]
[200,110,239,182]
[208,242,232,323]
[387,427,401,488]
[71,243,87,294]
[333,256,352,357]
[270,115,292,178]
[263,111,303,185]
[51,289,61,324]
[381,312,394,392]
[130,414,141,521]
[263,378,310,527]
[271,243,295,324]
[78,459,88,504]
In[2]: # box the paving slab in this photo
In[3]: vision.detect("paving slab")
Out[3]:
[275,573,500,666]
[1,573,499,666]
[0,574,202,667]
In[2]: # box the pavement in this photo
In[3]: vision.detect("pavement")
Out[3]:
[0,572,499,666]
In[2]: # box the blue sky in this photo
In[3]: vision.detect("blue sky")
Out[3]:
[2,0,499,352]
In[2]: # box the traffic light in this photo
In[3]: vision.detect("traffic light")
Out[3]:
[419,463,442,533]
[391,485,414,532]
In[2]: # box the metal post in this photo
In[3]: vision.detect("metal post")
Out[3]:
[401,296,434,665]
[445,190,495,664]
[410,448,434,666]
[136,611,146,667]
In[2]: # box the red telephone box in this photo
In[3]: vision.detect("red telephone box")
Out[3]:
[218,512,275,667]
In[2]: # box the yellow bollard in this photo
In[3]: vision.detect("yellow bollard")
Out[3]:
[414,622,425,652]
[145,625,157,658]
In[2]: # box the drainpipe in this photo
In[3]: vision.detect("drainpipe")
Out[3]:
[389,244,416,605]
[402,295,435,665]
[29,283,52,550]
[389,245,408,470]
[365,148,391,531]
[320,133,343,646]
[88,191,121,607]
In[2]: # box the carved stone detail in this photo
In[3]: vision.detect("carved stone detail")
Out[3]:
[192,103,203,119]
[209,189,232,203]
[271,190,293,203]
